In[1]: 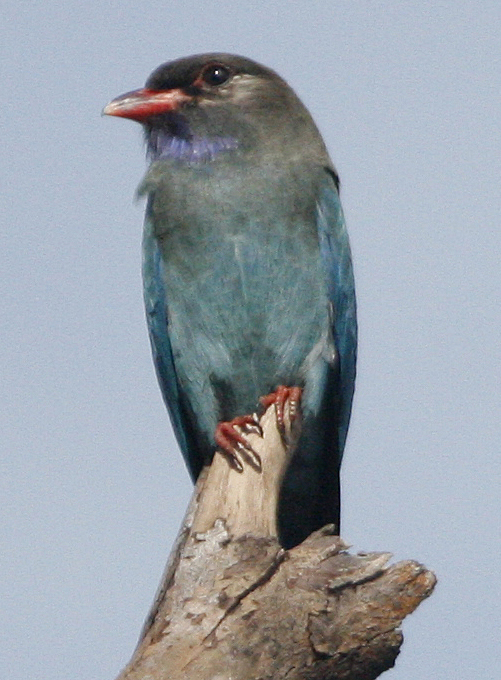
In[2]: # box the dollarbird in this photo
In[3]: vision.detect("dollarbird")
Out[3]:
[103,53,357,548]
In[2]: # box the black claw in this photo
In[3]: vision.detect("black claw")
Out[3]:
[243,417,263,437]
[218,448,244,472]
[229,453,244,473]
[237,441,262,471]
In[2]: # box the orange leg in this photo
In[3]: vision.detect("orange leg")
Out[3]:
[260,385,303,435]
[214,415,262,472]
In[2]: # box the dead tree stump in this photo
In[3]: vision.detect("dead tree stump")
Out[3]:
[115,400,436,680]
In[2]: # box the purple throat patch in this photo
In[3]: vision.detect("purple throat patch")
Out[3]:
[148,129,238,163]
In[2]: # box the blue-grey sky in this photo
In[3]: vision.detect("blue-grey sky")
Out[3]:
[2,2,500,678]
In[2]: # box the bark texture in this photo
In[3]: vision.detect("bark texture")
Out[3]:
[115,401,436,680]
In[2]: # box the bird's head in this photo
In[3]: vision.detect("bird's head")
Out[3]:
[103,53,328,166]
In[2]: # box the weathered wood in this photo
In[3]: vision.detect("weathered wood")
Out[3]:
[192,401,301,537]
[115,400,436,680]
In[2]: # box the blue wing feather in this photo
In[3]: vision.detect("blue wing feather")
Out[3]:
[317,169,357,455]
[141,169,356,491]
[142,206,200,479]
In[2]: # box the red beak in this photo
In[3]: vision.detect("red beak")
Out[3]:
[102,87,191,122]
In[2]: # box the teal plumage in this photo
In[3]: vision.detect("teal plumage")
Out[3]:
[104,54,357,547]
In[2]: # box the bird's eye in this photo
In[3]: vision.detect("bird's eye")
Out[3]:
[201,64,231,87]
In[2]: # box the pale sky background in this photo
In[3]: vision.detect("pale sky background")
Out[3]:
[2,2,500,679]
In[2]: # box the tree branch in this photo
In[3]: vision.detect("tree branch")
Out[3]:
[115,401,436,680]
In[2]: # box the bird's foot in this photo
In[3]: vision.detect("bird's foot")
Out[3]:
[215,415,262,473]
[260,385,303,439]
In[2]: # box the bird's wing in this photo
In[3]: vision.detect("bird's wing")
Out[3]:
[142,206,202,480]
[317,168,357,454]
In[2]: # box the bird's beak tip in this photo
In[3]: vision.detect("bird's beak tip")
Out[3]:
[102,101,117,117]
[101,88,192,122]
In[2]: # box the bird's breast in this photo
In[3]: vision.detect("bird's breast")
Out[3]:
[148,164,333,414]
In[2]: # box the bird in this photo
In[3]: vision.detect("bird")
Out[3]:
[103,53,357,548]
